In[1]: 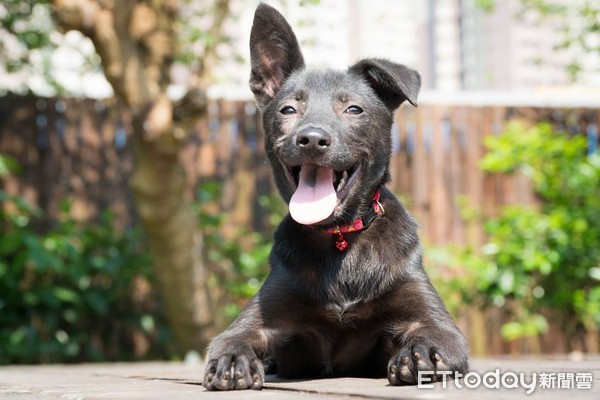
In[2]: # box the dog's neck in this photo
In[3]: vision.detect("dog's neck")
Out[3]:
[322,188,385,251]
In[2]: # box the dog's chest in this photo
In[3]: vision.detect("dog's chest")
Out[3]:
[325,300,362,324]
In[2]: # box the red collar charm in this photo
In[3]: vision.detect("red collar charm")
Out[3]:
[323,188,385,251]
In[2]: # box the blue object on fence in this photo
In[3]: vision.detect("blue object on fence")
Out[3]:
[245,104,258,151]
[492,122,501,135]
[244,103,257,116]
[56,118,66,145]
[391,122,400,153]
[229,120,239,152]
[406,122,416,155]
[115,121,127,150]
[55,100,67,114]
[209,103,219,141]
[54,100,67,146]
[587,123,598,155]
[442,120,452,151]
[424,122,433,154]
[247,124,258,151]
[36,114,49,150]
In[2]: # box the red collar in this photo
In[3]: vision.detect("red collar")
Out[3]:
[323,188,385,251]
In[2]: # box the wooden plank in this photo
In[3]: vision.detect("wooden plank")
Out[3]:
[2,359,600,399]
[449,105,468,245]
[463,106,485,249]
[393,107,415,206]
[430,105,448,245]
[412,105,430,240]
[402,107,417,201]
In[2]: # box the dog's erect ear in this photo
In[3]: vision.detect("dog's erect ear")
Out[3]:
[349,58,421,109]
[249,3,305,108]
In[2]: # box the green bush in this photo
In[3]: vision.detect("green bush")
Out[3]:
[194,181,282,322]
[0,155,172,364]
[431,122,600,343]
[0,153,283,364]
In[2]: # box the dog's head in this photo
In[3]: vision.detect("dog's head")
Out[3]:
[250,3,421,227]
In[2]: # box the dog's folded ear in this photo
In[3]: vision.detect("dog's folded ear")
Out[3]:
[349,58,421,109]
[249,3,305,109]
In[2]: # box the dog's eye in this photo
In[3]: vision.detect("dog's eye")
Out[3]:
[345,105,363,115]
[280,106,297,115]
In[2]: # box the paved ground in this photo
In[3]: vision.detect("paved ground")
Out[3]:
[0,355,599,399]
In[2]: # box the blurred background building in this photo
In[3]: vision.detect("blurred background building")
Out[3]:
[1,0,597,99]
[211,0,599,99]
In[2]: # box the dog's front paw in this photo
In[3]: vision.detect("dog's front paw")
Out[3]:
[387,340,455,385]
[203,354,264,390]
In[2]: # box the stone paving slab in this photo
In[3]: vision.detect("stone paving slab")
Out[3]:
[0,356,599,399]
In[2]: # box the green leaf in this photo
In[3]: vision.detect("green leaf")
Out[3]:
[501,315,548,341]
[0,154,20,176]
[498,270,515,293]
[52,288,79,303]
[141,315,155,333]
[9,326,28,346]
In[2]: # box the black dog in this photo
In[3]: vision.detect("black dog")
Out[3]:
[203,3,469,390]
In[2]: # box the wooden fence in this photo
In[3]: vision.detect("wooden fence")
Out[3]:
[0,96,135,228]
[2,96,598,246]
[1,95,599,355]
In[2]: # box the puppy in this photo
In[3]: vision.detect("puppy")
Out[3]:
[203,3,469,390]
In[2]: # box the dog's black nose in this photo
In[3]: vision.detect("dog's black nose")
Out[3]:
[296,128,332,150]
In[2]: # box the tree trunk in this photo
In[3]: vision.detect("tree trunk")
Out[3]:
[52,0,224,354]
[129,114,216,352]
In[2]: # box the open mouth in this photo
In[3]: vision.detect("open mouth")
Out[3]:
[282,162,360,225]
[286,163,359,200]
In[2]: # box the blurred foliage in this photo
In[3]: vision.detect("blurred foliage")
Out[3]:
[0,0,66,94]
[1,0,323,95]
[0,154,20,177]
[477,0,599,80]
[519,1,599,80]
[0,155,173,364]
[429,122,600,342]
[177,0,239,68]
[1,0,238,95]
[1,1,53,64]
[0,154,288,363]
[194,181,285,322]
[475,0,495,12]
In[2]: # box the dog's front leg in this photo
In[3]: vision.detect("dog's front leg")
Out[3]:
[387,329,468,386]
[203,297,267,390]
[386,281,469,386]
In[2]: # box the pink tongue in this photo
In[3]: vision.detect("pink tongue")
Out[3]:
[289,164,337,225]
